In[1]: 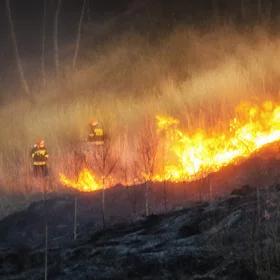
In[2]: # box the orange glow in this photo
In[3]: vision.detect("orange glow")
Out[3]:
[153,101,280,182]
[59,100,280,191]
[59,168,102,192]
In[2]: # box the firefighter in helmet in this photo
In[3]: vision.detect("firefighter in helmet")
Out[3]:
[31,139,49,177]
[87,120,105,145]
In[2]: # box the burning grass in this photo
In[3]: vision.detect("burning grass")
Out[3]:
[152,101,280,182]
[57,100,280,193]
[59,168,102,192]
[0,25,280,192]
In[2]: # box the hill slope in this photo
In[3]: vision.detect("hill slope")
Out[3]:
[1,184,280,279]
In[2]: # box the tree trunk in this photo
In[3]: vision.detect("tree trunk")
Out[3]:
[163,181,168,212]
[240,0,246,20]
[130,185,137,219]
[73,196,78,240]
[101,179,106,229]
[162,135,168,213]
[101,143,106,229]
[256,185,261,225]
[44,223,48,280]
[41,0,47,88]
[86,0,91,22]
[54,0,62,79]
[6,0,31,97]
[212,0,219,21]
[266,0,272,20]
[257,0,262,20]
[209,177,213,201]
[145,182,149,217]
[43,180,48,280]
[73,0,87,70]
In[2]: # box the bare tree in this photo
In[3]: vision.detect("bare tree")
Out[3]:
[73,0,87,70]
[118,129,139,221]
[240,0,246,20]
[257,0,271,22]
[72,149,87,240]
[120,159,142,221]
[54,0,62,79]
[44,221,48,280]
[73,196,78,240]
[266,0,272,20]
[86,0,91,22]
[211,0,219,21]
[93,139,118,228]
[6,0,31,97]
[257,0,262,20]
[41,0,47,88]
[158,129,168,212]
[138,120,158,217]
[42,178,49,280]
[130,161,142,217]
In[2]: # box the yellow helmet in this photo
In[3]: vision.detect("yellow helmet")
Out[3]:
[90,120,98,127]
[37,139,45,148]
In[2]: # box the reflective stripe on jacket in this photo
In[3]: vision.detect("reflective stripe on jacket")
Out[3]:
[31,147,48,166]
[33,161,47,166]
[88,127,105,144]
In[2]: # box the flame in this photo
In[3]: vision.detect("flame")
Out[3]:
[59,100,280,191]
[59,168,102,192]
[153,101,280,182]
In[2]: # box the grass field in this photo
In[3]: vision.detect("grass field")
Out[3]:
[0,25,279,192]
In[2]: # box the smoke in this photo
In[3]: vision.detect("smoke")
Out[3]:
[1,23,280,192]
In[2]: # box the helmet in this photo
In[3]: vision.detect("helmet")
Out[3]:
[90,120,98,127]
[37,139,45,148]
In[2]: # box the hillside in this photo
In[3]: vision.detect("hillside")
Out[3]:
[1,183,280,279]
[0,141,279,279]
[0,141,279,248]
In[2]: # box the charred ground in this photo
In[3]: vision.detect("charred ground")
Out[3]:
[0,142,279,279]
[1,183,280,279]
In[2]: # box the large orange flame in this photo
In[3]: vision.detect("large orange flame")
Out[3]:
[59,168,102,192]
[59,100,280,191]
[153,101,280,182]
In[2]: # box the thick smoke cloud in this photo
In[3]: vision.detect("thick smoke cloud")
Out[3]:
[0,24,279,192]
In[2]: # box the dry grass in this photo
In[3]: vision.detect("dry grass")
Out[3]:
[0,24,280,192]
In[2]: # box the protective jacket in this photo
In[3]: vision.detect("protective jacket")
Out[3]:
[88,126,105,145]
[31,146,49,166]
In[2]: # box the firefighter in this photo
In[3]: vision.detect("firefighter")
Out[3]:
[87,120,105,145]
[31,139,49,177]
